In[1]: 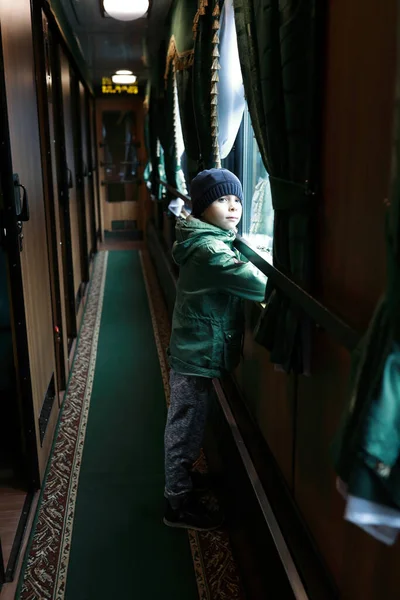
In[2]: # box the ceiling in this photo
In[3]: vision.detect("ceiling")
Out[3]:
[58,0,173,88]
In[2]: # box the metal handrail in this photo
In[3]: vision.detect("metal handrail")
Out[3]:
[235,236,361,352]
[213,379,310,600]
[157,179,361,352]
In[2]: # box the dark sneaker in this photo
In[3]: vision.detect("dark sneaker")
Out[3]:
[163,494,224,531]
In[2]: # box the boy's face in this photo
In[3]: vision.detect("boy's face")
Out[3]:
[202,195,242,231]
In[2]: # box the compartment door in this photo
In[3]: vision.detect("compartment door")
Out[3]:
[0,0,59,482]
[60,50,87,326]
[79,82,96,260]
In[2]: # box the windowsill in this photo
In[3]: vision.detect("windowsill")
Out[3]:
[240,234,273,265]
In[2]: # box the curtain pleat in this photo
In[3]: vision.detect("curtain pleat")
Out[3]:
[234,0,318,373]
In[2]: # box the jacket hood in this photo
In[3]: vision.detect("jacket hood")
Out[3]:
[172,216,236,266]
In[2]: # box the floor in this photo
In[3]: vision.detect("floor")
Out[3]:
[0,241,246,600]
[0,492,38,600]
[0,240,142,600]
[0,488,26,568]
[98,239,144,252]
[15,250,200,600]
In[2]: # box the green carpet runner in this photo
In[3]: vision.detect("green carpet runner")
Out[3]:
[64,251,198,599]
[17,251,199,600]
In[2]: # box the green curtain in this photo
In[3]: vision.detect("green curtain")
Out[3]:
[192,1,218,171]
[169,0,200,180]
[144,36,177,212]
[147,33,176,194]
[142,40,165,200]
[147,87,164,201]
[147,0,222,194]
[143,81,151,159]
[158,65,181,192]
[163,0,221,181]
[234,0,317,373]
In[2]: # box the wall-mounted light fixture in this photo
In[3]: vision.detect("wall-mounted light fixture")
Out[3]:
[112,70,137,84]
[103,0,149,21]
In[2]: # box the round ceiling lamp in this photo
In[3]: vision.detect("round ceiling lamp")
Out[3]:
[103,0,149,21]
[112,73,137,84]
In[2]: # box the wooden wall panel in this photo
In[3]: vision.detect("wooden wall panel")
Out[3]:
[315,0,395,329]
[35,11,70,392]
[294,1,398,597]
[47,52,69,389]
[234,303,296,489]
[340,525,400,600]
[0,0,58,478]
[103,200,140,231]
[60,50,83,299]
[296,336,349,584]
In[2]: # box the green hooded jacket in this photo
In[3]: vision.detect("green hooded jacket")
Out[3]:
[168,216,267,378]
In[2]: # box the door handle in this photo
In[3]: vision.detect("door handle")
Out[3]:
[13,174,30,222]
[17,184,29,222]
[67,167,73,189]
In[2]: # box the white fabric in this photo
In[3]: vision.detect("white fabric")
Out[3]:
[168,197,185,217]
[174,77,186,168]
[337,477,400,545]
[217,0,245,159]
[176,167,188,196]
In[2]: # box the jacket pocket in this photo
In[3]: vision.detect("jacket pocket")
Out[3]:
[223,330,242,372]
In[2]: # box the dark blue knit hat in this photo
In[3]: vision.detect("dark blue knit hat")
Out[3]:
[190,168,243,217]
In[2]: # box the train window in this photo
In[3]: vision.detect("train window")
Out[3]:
[241,104,273,259]
[157,139,167,197]
[173,73,188,194]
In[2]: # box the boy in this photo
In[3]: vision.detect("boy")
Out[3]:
[164,168,267,531]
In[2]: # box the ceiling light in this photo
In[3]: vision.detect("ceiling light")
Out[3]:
[112,74,137,84]
[116,70,133,75]
[103,0,149,21]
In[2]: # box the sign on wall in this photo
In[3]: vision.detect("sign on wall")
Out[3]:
[101,77,139,95]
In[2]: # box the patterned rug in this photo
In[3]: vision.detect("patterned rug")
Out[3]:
[140,249,246,600]
[17,251,108,600]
